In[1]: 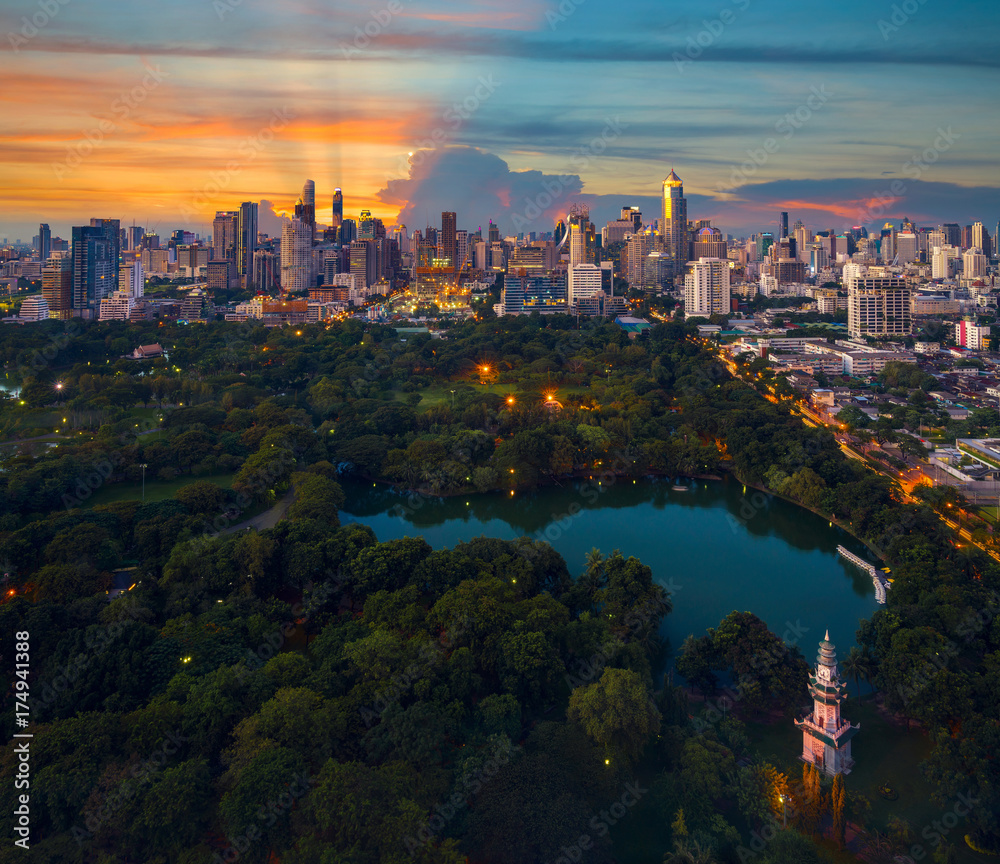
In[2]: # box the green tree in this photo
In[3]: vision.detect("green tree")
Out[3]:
[567,667,661,765]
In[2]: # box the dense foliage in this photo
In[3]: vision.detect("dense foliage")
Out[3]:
[1,314,998,860]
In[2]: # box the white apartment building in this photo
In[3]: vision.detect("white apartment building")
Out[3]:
[685,257,730,316]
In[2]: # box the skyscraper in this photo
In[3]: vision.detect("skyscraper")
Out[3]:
[567,205,593,265]
[780,211,789,239]
[281,219,314,291]
[972,222,991,258]
[455,229,468,271]
[661,169,688,275]
[71,225,114,317]
[213,211,238,261]
[301,179,316,231]
[569,224,586,268]
[42,252,72,319]
[127,225,144,251]
[331,188,343,232]
[942,223,962,247]
[89,218,120,293]
[237,202,258,282]
[441,211,457,271]
[38,223,51,261]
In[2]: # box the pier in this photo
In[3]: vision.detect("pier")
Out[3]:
[837,545,890,604]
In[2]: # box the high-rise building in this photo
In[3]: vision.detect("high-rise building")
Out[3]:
[568,264,603,304]
[961,225,973,249]
[661,169,688,275]
[964,247,988,279]
[213,211,238,261]
[38,223,51,261]
[350,239,376,287]
[569,224,586,268]
[42,252,72,319]
[847,277,911,338]
[455,229,468,271]
[779,211,789,239]
[89,218,120,293]
[127,225,144,251]
[119,260,144,299]
[895,231,918,264]
[72,226,114,318]
[501,272,568,315]
[684,257,730,317]
[691,226,727,260]
[794,225,813,262]
[567,204,594,266]
[359,210,385,240]
[931,246,958,280]
[339,218,356,246]
[623,230,652,287]
[942,223,962,247]
[441,211,457,271]
[237,202,258,282]
[331,188,343,232]
[972,222,991,258]
[281,219,315,291]
[488,221,500,245]
[622,206,642,232]
[301,179,316,239]
[509,246,546,273]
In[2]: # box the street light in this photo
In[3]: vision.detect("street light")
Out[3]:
[140,463,148,501]
[779,795,787,829]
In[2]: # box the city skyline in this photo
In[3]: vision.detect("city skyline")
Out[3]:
[2,0,998,240]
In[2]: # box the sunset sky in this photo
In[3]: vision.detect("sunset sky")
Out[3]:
[3,0,998,242]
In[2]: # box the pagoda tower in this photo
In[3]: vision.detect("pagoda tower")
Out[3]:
[794,631,859,776]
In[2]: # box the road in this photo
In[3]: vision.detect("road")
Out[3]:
[222,488,296,535]
[707,340,1000,565]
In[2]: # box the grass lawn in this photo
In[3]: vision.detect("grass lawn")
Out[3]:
[82,472,236,508]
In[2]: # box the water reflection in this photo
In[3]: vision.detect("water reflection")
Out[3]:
[339,475,879,656]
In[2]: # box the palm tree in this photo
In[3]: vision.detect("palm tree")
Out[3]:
[664,839,717,864]
[841,646,863,703]
[583,547,605,582]
[857,645,876,701]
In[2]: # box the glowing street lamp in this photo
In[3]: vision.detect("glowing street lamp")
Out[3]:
[507,396,515,405]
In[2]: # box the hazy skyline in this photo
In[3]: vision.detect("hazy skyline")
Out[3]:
[3,0,998,240]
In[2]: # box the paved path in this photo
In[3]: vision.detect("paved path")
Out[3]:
[222,488,295,534]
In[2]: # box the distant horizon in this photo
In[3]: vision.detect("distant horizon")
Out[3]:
[3,0,997,248]
[8,171,998,249]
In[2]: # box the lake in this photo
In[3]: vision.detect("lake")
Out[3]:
[338,475,879,660]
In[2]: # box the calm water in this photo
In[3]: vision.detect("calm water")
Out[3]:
[338,475,879,658]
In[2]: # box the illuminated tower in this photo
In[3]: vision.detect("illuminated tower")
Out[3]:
[331,188,344,231]
[795,631,859,776]
[661,169,688,276]
[301,179,316,241]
